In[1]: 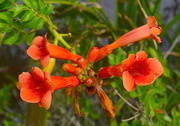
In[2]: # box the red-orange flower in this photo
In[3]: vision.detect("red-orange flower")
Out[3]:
[98,51,163,91]
[27,35,81,67]
[108,16,162,50]
[17,67,54,109]
[17,67,81,109]
[94,16,162,61]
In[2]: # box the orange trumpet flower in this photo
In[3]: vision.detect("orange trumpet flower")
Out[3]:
[95,16,162,61]
[98,51,163,91]
[27,35,81,67]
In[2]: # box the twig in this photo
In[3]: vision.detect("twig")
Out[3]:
[114,88,139,111]
[137,0,148,18]
[122,113,140,122]
[163,36,180,59]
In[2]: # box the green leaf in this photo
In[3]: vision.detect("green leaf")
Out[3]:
[0,12,12,24]
[22,0,33,8]
[0,0,5,4]
[30,0,39,10]
[0,24,13,32]
[2,31,19,44]
[0,1,12,11]
[14,34,27,44]
[9,5,28,17]
[35,18,45,30]
[21,10,35,22]
[26,32,35,45]
[22,16,40,29]
[43,4,54,15]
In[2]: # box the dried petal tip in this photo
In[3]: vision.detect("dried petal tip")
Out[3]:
[96,85,116,117]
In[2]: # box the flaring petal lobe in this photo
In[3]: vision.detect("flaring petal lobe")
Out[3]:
[122,71,136,92]
[145,58,163,78]
[31,67,44,81]
[135,51,147,63]
[39,90,52,109]
[20,88,40,103]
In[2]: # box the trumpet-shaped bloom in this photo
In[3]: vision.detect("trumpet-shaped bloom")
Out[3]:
[94,16,162,61]
[17,67,81,109]
[108,16,162,50]
[98,51,163,91]
[17,67,54,109]
[27,35,81,67]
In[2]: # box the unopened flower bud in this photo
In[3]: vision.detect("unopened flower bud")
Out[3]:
[76,57,87,69]
[84,78,94,87]
[62,63,76,74]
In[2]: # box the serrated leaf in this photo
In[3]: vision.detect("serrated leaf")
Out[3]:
[21,10,35,22]
[2,31,19,45]
[26,32,35,45]
[0,12,12,24]
[35,18,44,30]
[0,1,12,11]
[30,0,39,10]
[14,34,26,44]
[22,0,33,8]
[43,4,54,15]
[0,25,13,33]
[9,5,28,17]
[22,16,40,29]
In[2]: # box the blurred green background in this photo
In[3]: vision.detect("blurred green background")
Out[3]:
[0,0,180,126]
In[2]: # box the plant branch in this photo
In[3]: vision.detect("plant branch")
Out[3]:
[114,88,139,111]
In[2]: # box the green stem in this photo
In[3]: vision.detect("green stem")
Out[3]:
[26,103,47,126]
[46,22,71,49]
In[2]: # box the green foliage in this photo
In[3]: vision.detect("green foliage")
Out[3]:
[0,0,54,45]
[0,0,180,126]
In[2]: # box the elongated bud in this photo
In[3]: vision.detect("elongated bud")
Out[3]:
[94,45,113,62]
[74,92,85,117]
[62,63,76,74]
[98,66,112,78]
[96,85,116,117]
[87,47,100,63]
[76,57,87,69]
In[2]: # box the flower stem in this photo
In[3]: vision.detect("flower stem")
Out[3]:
[26,103,48,126]
[46,23,71,49]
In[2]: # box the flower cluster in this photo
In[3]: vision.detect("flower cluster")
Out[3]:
[17,16,163,117]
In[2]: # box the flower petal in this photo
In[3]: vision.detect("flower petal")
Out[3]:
[17,72,32,89]
[40,55,50,68]
[20,87,40,103]
[135,51,147,63]
[121,54,135,71]
[27,45,42,60]
[31,67,44,81]
[39,90,52,109]
[145,58,163,78]
[32,36,44,47]
[133,74,155,86]
[122,71,136,92]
